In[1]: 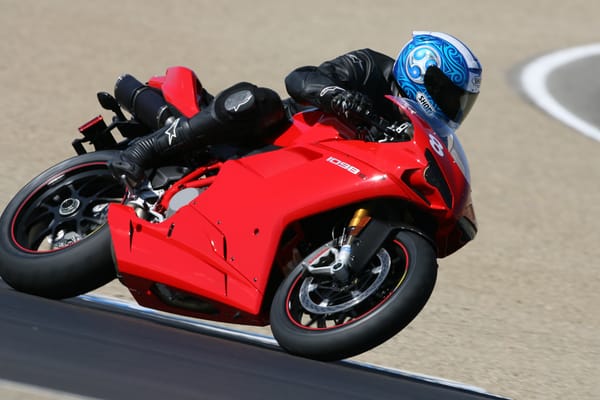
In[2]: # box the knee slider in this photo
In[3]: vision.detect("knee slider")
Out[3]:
[211,82,286,142]
[214,82,260,121]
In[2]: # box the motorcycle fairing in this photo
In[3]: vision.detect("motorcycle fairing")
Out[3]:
[279,101,475,255]
[148,66,202,118]
[109,141,423,319]
[109,95,475,322]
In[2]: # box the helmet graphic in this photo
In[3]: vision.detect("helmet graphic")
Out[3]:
[393,31,482,129]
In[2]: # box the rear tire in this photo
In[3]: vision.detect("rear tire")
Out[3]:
[270,230,437,361]
[0,150,124,299]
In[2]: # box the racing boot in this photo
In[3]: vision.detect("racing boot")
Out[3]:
[109,111,224,189]
[109,81,286,189]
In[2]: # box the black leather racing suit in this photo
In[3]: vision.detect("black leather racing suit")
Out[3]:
[284,48,407,123]
[111,49,408,188]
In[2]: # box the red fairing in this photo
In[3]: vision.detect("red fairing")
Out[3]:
[148,66,202,117]
[109,142,417,319]
[108,204,269,324]
[108,83,476,323]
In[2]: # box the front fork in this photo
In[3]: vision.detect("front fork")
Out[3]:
[305,208,395,283]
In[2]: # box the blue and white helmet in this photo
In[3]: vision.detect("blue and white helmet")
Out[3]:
[393,31,482,130]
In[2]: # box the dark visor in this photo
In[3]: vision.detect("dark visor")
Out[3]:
[424,66,478,125]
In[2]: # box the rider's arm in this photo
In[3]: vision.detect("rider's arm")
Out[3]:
[284,65,344,112]
[285,49,400,116]
[285,50,374,112]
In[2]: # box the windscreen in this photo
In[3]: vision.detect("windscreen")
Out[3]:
[391,96,471,182]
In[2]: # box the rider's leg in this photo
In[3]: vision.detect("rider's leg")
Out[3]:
[109,82,285,188]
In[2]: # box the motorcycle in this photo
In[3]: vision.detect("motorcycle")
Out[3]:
[0,66,477,361]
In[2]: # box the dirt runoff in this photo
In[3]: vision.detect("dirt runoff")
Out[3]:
[1,2,599,400]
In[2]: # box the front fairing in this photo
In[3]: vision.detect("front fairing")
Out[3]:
[389,96,471,184]
[386,96,477,255]
[277,96,477,257]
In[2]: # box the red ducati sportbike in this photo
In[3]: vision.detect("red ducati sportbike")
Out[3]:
[0,66,477,361]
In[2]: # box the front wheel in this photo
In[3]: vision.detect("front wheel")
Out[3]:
[0,150,124,299]
[270,230,437,361]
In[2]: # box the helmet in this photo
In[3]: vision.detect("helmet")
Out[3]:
[393,31,482,129]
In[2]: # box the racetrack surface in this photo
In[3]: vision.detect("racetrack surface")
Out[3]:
[0,281,506,400]
[1,2,598,399]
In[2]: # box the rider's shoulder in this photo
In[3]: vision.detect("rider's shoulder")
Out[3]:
[342,48,394,65]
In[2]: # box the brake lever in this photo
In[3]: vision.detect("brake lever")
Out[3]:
[361,111,413,142]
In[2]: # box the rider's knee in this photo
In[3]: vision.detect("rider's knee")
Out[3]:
[214,82,285,130]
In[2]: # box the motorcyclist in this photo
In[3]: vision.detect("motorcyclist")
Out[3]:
[109,31,482,188]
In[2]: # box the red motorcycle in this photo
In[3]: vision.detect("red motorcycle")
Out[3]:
[0,66,477,361]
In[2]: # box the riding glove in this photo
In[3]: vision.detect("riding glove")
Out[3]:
[330,90,374,123]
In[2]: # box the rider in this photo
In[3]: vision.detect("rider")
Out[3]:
[110,31,482,188]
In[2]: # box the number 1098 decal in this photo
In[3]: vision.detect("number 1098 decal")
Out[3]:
[326,156,361,175]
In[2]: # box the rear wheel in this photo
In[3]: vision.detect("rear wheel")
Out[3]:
[270,230,437,361]
[0,150,124,299]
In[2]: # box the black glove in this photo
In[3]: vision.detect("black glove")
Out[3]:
[330,90,374,123]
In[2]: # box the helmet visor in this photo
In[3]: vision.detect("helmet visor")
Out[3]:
[424,66,479,125]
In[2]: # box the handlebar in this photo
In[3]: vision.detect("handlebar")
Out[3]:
[357,109,414,143]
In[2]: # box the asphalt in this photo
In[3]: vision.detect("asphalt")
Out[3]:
[0,282,506,400]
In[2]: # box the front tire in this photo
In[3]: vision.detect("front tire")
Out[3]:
[270,230,437,361]
[0,150,124,299]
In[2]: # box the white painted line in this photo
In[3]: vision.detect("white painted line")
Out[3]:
[77,294,279,347]
[520,43,600,142]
